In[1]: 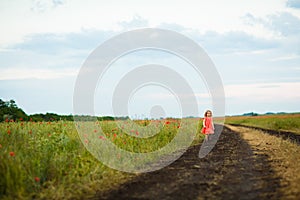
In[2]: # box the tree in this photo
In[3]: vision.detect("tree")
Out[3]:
[0,99,28,122]
[0,99,6,108]
[9,100,17,108]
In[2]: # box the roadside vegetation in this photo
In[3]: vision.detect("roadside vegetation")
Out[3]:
[225,113,300,134]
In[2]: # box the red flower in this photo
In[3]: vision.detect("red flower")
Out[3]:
[34,177,40,182]
[99,136,105,140]
[165,121,170,125]
[0,144,2,148]
[7,130,11,135]
[94,129,97,133]
[29,130,32,134]
[9,152,15,157]
[5,118,9,122]
[177,126,180,129]
[10,119,14,122]
[19,118,23,121]
[135,131,139,136]
[113,133,117,138]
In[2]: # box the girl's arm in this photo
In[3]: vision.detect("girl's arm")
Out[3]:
[203,118,206,127]
[212,118,215,129]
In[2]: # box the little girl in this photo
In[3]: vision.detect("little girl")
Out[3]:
[201,110,215,141]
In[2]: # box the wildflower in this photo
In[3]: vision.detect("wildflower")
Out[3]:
[165,121,170,125]
[10,119,14,122]
[34,177,40,182]
[9,152,15,157]
[29,130,32,134]
[0,144,2,148]
[113,133,117,138]
[136,131,139,136]
[7,130,11,135]
[99,136,105,140]
[19,118,23,121]
[5,118,9,122]
[94,129,97,133]
[85,139,89,144]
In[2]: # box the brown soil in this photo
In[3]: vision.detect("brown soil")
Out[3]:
[92,125,298,200]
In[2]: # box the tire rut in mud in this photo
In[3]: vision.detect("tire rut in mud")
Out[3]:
[93,125,282,200]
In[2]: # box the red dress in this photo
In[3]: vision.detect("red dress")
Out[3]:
[201,117,214,134]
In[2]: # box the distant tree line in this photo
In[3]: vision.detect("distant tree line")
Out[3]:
[30,113,73,122]
[0,99,129,122]
[0,99,27,122]
[242,112,259,116]
[0,99,74,122]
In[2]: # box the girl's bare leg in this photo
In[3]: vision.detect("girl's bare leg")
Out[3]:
[205,135,208,141]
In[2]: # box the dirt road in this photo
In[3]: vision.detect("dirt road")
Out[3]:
[94,125,299,200]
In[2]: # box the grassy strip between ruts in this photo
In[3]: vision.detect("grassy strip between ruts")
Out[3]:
[225,113,300,134]
[0,119,204,199]
[227,125,300,198]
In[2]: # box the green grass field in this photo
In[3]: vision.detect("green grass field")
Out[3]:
[3,114,298,199]
[225,113,300,134]
[0,119,204,199]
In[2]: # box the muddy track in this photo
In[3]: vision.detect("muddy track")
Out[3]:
[228,124,300,145]
[93,125,282,200]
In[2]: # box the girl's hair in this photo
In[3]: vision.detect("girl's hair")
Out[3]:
[204,110,212,117]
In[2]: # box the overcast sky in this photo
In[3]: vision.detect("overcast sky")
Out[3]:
[1,0,300,117]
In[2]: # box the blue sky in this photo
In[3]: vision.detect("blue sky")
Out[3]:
[0,0,300,117]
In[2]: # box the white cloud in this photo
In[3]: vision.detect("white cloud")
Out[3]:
[269,54,300,61]
[0,67,78,80]
[30,0,65,13]
[0,0,290,47]
[1,0,300,115]
[225,82,300,101]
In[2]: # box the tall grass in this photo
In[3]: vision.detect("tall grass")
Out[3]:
[0,119,204,199]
